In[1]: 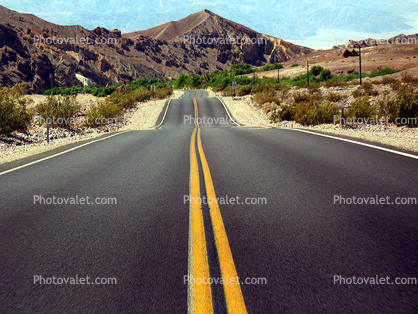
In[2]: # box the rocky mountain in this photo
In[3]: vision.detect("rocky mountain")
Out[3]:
[4,0,418,45]
[123,10,313,76]
[0,5,313,93]
[0,5,165,93]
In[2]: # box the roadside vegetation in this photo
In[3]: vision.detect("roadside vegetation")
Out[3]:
[0,84,33,134]
[1,78,173,135]
[170,62,417,126]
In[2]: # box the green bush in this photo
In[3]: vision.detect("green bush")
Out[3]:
[319,68,332,81]
[352,82,378,98]
[35,95,81,127]
[346,97,376,120]
[292,91,310,103]
[257,63,283,72]
[378,84,418,125]
[0,84,32,134]
[310,65,324,77]
[251,91,277,106]
[155,86,173,99]
[237,84,252,96]
[85,100,123,127]
[294,100,339,126]
[230,63,254,76]
[290,63,299,67]
[278,104,296,121]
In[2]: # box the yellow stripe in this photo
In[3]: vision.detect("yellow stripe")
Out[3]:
[189,93,213,313]
[195,112,248,312]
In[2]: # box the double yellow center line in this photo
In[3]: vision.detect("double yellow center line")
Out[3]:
[188,92,247,314]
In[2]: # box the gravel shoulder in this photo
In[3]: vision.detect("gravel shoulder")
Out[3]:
[0,91,184,165]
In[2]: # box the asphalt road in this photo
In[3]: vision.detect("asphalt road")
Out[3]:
[1,90,417,313]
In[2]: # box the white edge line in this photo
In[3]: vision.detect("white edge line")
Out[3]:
[216,96,241,126]
[0,131,131,176]
[289,128,418,160]
[154,99,171,128]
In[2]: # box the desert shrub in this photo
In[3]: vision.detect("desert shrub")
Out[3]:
[278,104,296,121]
[277,84,291,101]
[352,87,364,98]
[326,92,344,102]
[252,92,274,105]
[260,97,280,106]
[85,100,123,127]
[323,80,348,88]
[35,95,81,127]
[292,91,310,103]
[391,80,401,91]
[262,102,281,114]
[0,84,32,134]
[352,82,378,98]
[362,82,379,96]
[116,85,132,94]
[378,84,418,125]
[105,92,135,109]
[133,88,153,104]
[250,81,278,95]
[294,99,339,126]
[290,63,299,67]
[345,97,376,120]
[400,75,418,86]
[237,84,252,96]
[155,86,173,99]
[308,82,322,94]
[378,76,398,85]
[221,86,233,96]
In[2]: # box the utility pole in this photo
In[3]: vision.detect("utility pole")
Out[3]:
[359,46,362,85]
[253,71,256,85]
[307,61,309,88]
[277,67,280,83]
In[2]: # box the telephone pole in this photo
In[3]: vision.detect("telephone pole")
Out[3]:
[307,61,309,88]
[359,46,362,85]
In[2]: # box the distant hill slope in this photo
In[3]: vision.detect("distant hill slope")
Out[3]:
[0,6,313,93]
[124,10,314,66]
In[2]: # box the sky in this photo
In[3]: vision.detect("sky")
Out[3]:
[1,0,418,49]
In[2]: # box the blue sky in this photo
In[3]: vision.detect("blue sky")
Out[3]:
[1,0,418,48]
